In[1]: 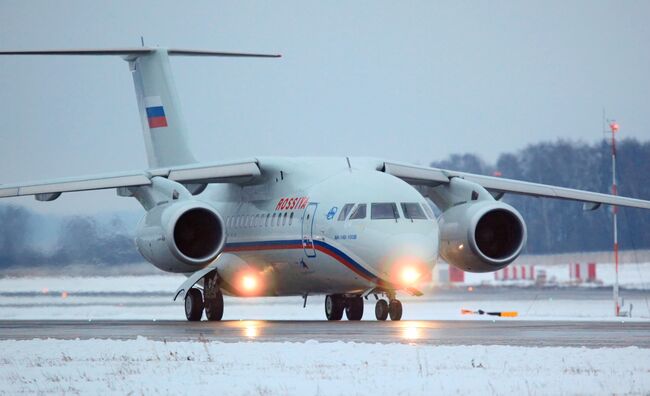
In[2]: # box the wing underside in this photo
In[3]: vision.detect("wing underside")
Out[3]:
[0,160,261,201]
[382,161,650,210]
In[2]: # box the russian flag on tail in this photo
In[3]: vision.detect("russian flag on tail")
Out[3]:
[144,96,168,128]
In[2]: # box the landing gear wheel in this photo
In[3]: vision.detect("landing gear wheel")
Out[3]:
[345,296,364,320]
[325,294,344,321]
[185,288,204,321]
[388,299,403,321]
[204,290,224,321]
[375,299,389,321]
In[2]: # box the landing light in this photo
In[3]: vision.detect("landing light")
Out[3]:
[400,267,421,285]
[242,275,258,292]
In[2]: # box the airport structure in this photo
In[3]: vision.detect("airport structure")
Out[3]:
[1,48,650,321]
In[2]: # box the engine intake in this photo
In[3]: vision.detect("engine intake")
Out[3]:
[136,201,225,273]
[438,201,527,273]
[174,207,223,261]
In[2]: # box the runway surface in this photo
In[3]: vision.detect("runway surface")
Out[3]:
[1,320,648,347]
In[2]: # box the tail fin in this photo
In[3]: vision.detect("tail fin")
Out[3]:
[129,49,194,168]
[0,48,280,168]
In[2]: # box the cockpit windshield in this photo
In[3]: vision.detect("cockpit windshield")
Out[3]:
[349,204,367,220]
[338,203,355,221]
[401,202,427,220]
[371,203,400,220]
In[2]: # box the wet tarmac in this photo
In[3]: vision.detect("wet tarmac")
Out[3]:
[0,319,647,348]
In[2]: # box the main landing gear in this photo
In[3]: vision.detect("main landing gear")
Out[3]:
[184,271,224,321]
[325,294,364,320]
[325,294,402,321]
[184,287,225,321]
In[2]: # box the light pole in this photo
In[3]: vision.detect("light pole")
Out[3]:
[608,120,621,316]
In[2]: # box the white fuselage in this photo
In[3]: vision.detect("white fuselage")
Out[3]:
[196,157,439,297]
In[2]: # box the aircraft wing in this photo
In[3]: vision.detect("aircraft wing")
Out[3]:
[0,159,261,201]
[382,161,650,210]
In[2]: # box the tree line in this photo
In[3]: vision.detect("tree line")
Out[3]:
[431,138,650,254]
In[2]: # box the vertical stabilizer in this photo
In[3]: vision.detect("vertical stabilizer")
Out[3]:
[129,49,196,168]
[0,47,280,169]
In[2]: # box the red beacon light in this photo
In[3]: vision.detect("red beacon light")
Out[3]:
[610,122,619,133]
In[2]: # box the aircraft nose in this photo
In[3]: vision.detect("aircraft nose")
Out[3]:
[382,233,437,287]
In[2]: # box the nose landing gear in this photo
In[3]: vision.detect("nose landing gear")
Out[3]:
[374,290,403,321]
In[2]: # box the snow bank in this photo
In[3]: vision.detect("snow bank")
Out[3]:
[0,274,183,293]
[0,338,648,395]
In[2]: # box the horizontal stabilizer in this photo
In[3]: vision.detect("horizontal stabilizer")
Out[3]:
[0,48,281,58]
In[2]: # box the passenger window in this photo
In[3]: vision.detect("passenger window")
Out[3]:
[349,204,367,220]
[277,213,282,226]
[371,203,400,220]
[401,203,427,220]
[265,213,270,227]
[271,213,276,226]
[289,212,294,226]
[338,203,355,221]
[282,212,288,226]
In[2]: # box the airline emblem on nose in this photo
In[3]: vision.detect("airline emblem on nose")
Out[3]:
[326,207,338,220]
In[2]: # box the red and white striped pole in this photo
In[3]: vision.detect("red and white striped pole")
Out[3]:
[609,121,620,316]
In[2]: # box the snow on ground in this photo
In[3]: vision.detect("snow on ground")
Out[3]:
[0,338,647,395]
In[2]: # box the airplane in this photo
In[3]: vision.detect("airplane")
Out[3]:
[1,47,649,322]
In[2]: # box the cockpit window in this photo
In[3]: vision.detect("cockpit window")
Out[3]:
[371,203,400,220]
[422,203,435,219]
[349,204,367,220]
[401,202,427,220]
[338,203,355,221]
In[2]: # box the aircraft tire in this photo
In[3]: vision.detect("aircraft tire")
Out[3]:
[388,299,402,321]
[345,296,364,320]
[185,288,204,321]
[204,290,224,321]
[375,299,389,321]
[325,294,344,321]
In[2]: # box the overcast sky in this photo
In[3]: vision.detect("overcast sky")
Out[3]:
[0,0,649,214]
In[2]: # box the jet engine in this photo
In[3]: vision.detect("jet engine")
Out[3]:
[438,201,527,273]
[135,200,226,273]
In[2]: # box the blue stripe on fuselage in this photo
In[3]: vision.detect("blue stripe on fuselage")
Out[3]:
[223,239,384,284]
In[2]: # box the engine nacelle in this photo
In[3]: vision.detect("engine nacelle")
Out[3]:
[135,200,226,273]
[438,201,527,273]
